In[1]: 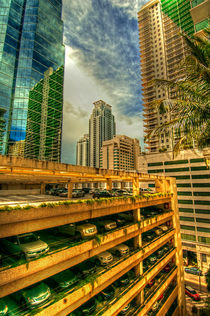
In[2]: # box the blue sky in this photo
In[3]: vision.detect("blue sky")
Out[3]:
[61,0,148,164]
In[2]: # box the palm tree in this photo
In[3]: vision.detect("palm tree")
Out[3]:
[147,29,210,156]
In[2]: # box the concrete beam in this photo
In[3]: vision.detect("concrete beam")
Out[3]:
[0,197,172,238]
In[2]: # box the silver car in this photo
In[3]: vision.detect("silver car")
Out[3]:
[17,233,49,259]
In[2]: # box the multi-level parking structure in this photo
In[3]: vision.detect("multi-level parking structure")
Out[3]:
[0,156,185,315]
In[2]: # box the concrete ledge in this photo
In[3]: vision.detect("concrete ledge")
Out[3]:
[156,286,178,316]
[36,250,176,316]
[102,250,177,316]
[0,197,171,238]
[0,228,175,298]
[137,268,178,315]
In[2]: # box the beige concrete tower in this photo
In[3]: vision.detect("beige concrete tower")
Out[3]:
[138,0,191,153]
[100,135,141,171]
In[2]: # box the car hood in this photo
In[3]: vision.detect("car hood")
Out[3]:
[22,283,50,301]
[20,240,48,252]
[78,223,96,230]
[53,270,76,285]
[98,251,112,258]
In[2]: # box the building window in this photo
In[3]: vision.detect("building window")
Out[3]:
[201,254,207,263]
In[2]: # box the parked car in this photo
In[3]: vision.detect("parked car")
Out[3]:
[152,294,164,311]
[147,279,155,287]
[185,286,201,301]
[92,190,113,198]
[95,251,113,266]
[13,282,51,310]
[153,227,163,236]
[82,188,91,194]
[78,298,97,315]
[72,190,85,198]
[184,267,202,275]
[148,253,157,264]
[75,259,96,276]
[116,212,134,226]
[119,303,131,314]
[95,285,115,302]
[110,244,129,257]
[0,297,20,316]
[59,189,68,197]
[163,263,171,273]
[93,218,117,233]
[142,231,156,244]
[0,233,49,259]
[46,269,79,290]
[159,224,168,232]
[114,270,135,287]
[57,222,97,240]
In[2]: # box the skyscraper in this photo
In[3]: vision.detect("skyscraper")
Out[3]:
[76,134,89,166]
[138,0,194,153]
[25,66,64,162]
[0,0,64,156]
[89,100,116,168]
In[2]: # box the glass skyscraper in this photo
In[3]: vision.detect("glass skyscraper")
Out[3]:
[0,0,64,156]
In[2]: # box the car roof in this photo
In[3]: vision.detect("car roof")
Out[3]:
[185,286,196,291]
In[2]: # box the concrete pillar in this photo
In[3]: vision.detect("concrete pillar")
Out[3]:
[132,177,139,195]
[121,182,125,189]
[133,208,144,305]
[106,178,112,191]
[67,182,73,199]
[170,177,186,316]
[40,183,46,195]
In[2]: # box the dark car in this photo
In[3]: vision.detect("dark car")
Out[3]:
[114,270,135,287]
[0,297,20,316]
[92,190,113,199]
[142,231,156,244]
[13,282,51,310]
[46,269,79,290]
[78,298,97,315]
[74,259,96,276]
[185,286,201,301]
[92,218,117,233]
[96,285,115,302]
[184,267,202,275]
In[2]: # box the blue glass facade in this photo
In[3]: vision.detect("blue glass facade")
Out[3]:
[0,0,64,154]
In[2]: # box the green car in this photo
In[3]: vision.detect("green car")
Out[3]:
[0,297,20,316]
[47,269,79,289]
[13,282,51,310]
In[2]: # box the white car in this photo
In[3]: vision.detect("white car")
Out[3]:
[17,233,49,259]
[96,251,113,265]
[154,227,163,236]
[111,244,129,257]
[159,225,168,232]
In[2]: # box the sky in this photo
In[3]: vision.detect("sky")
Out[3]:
[61,0,148,164]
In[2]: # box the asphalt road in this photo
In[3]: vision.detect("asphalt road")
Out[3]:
[185,288,209,316]
[0,193,92,207]
[184,272,208,293]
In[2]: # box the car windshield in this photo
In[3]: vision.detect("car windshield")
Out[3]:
[19,234,37,244]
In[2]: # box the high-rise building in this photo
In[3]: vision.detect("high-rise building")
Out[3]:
[24,66,64,162]
[100,135,141,171]
[76,134,89,166]
[138,0,194,153]
[138,148,210,273]
[190,0,209,35]
[0,0,64,156]
[89,100,116,168]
